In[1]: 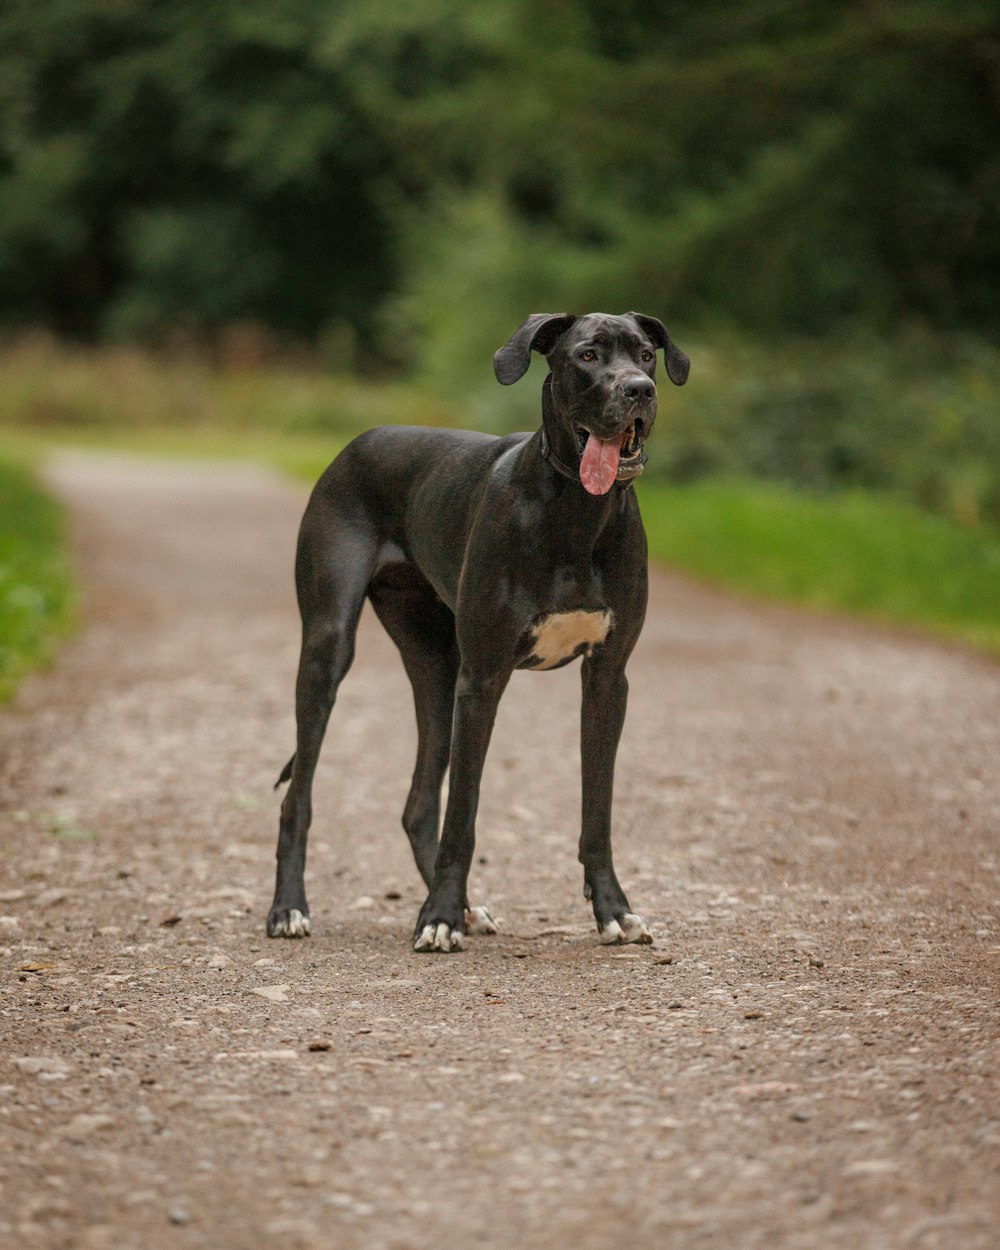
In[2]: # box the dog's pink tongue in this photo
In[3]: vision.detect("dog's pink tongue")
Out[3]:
[579,433,621,496]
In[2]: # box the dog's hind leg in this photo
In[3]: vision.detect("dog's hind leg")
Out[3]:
[268,521,376,938]
[368,568,498,938]
[369,569,456,886]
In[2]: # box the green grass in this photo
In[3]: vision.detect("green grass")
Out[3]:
[638,478,1000,656]
[0,453,75,701]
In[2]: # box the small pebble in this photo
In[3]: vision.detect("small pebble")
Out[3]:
[60,1114,115,1141]
[250,984,289,1003]
[35,889,69,909]
[15,1056,69,1077]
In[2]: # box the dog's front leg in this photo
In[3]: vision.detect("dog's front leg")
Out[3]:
[413,665,508,952]
[579,659,653,945]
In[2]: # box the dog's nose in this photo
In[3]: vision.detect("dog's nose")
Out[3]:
[621,375,655,401]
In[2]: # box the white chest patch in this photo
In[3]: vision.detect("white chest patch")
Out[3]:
[528,609,614,670]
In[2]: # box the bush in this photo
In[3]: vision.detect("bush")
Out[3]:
[654,331,1000,528]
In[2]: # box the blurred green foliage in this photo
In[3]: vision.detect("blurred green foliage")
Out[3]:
[1,0,998,527]
[2,0,998,355]
[652,331,1000,527]
[0,334,455,433]
[0,0,401,344]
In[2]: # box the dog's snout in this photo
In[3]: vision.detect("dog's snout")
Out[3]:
[620,375,655,402]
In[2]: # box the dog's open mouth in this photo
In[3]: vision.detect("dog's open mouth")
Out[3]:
[575,422,648,496]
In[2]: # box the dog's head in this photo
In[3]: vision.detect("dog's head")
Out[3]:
[493,312,689,496]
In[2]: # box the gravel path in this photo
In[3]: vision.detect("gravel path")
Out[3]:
[1,449,998,1250]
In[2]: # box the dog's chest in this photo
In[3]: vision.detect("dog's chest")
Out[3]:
[520,609,614,670]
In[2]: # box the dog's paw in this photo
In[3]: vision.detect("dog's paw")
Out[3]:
[413,923,466,953]
[267,907,311,938]
[599,913,653,945]
[465,906,499,935]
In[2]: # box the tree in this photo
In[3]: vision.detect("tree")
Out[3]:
[1,0,998,357]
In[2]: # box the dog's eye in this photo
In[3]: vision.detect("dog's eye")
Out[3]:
[580,350,597,362]
[641,350,654,362]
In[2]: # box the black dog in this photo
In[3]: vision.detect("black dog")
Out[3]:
[268,312,689,951]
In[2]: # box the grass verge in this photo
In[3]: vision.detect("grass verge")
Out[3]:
[638,478,1000,657]
[0,453,75,701]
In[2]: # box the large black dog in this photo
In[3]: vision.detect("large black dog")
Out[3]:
[268,312,689,951]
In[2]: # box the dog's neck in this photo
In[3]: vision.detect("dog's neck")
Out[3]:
[538,374,634,497]
[539,374,580,472]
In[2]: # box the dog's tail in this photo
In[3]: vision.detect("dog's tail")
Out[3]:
[274,754,295,791]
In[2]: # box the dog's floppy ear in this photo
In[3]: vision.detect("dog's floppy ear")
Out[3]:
[627,312,690,386]
[493,314,577,385]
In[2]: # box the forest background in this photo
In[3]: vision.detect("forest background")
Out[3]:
[2,0,1000,689]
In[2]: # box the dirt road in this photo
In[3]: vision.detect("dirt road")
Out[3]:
[1,450,998,1250]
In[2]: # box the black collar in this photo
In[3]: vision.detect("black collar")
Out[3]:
[539,427,582,484]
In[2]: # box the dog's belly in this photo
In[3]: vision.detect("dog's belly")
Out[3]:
[520,609,614,670]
